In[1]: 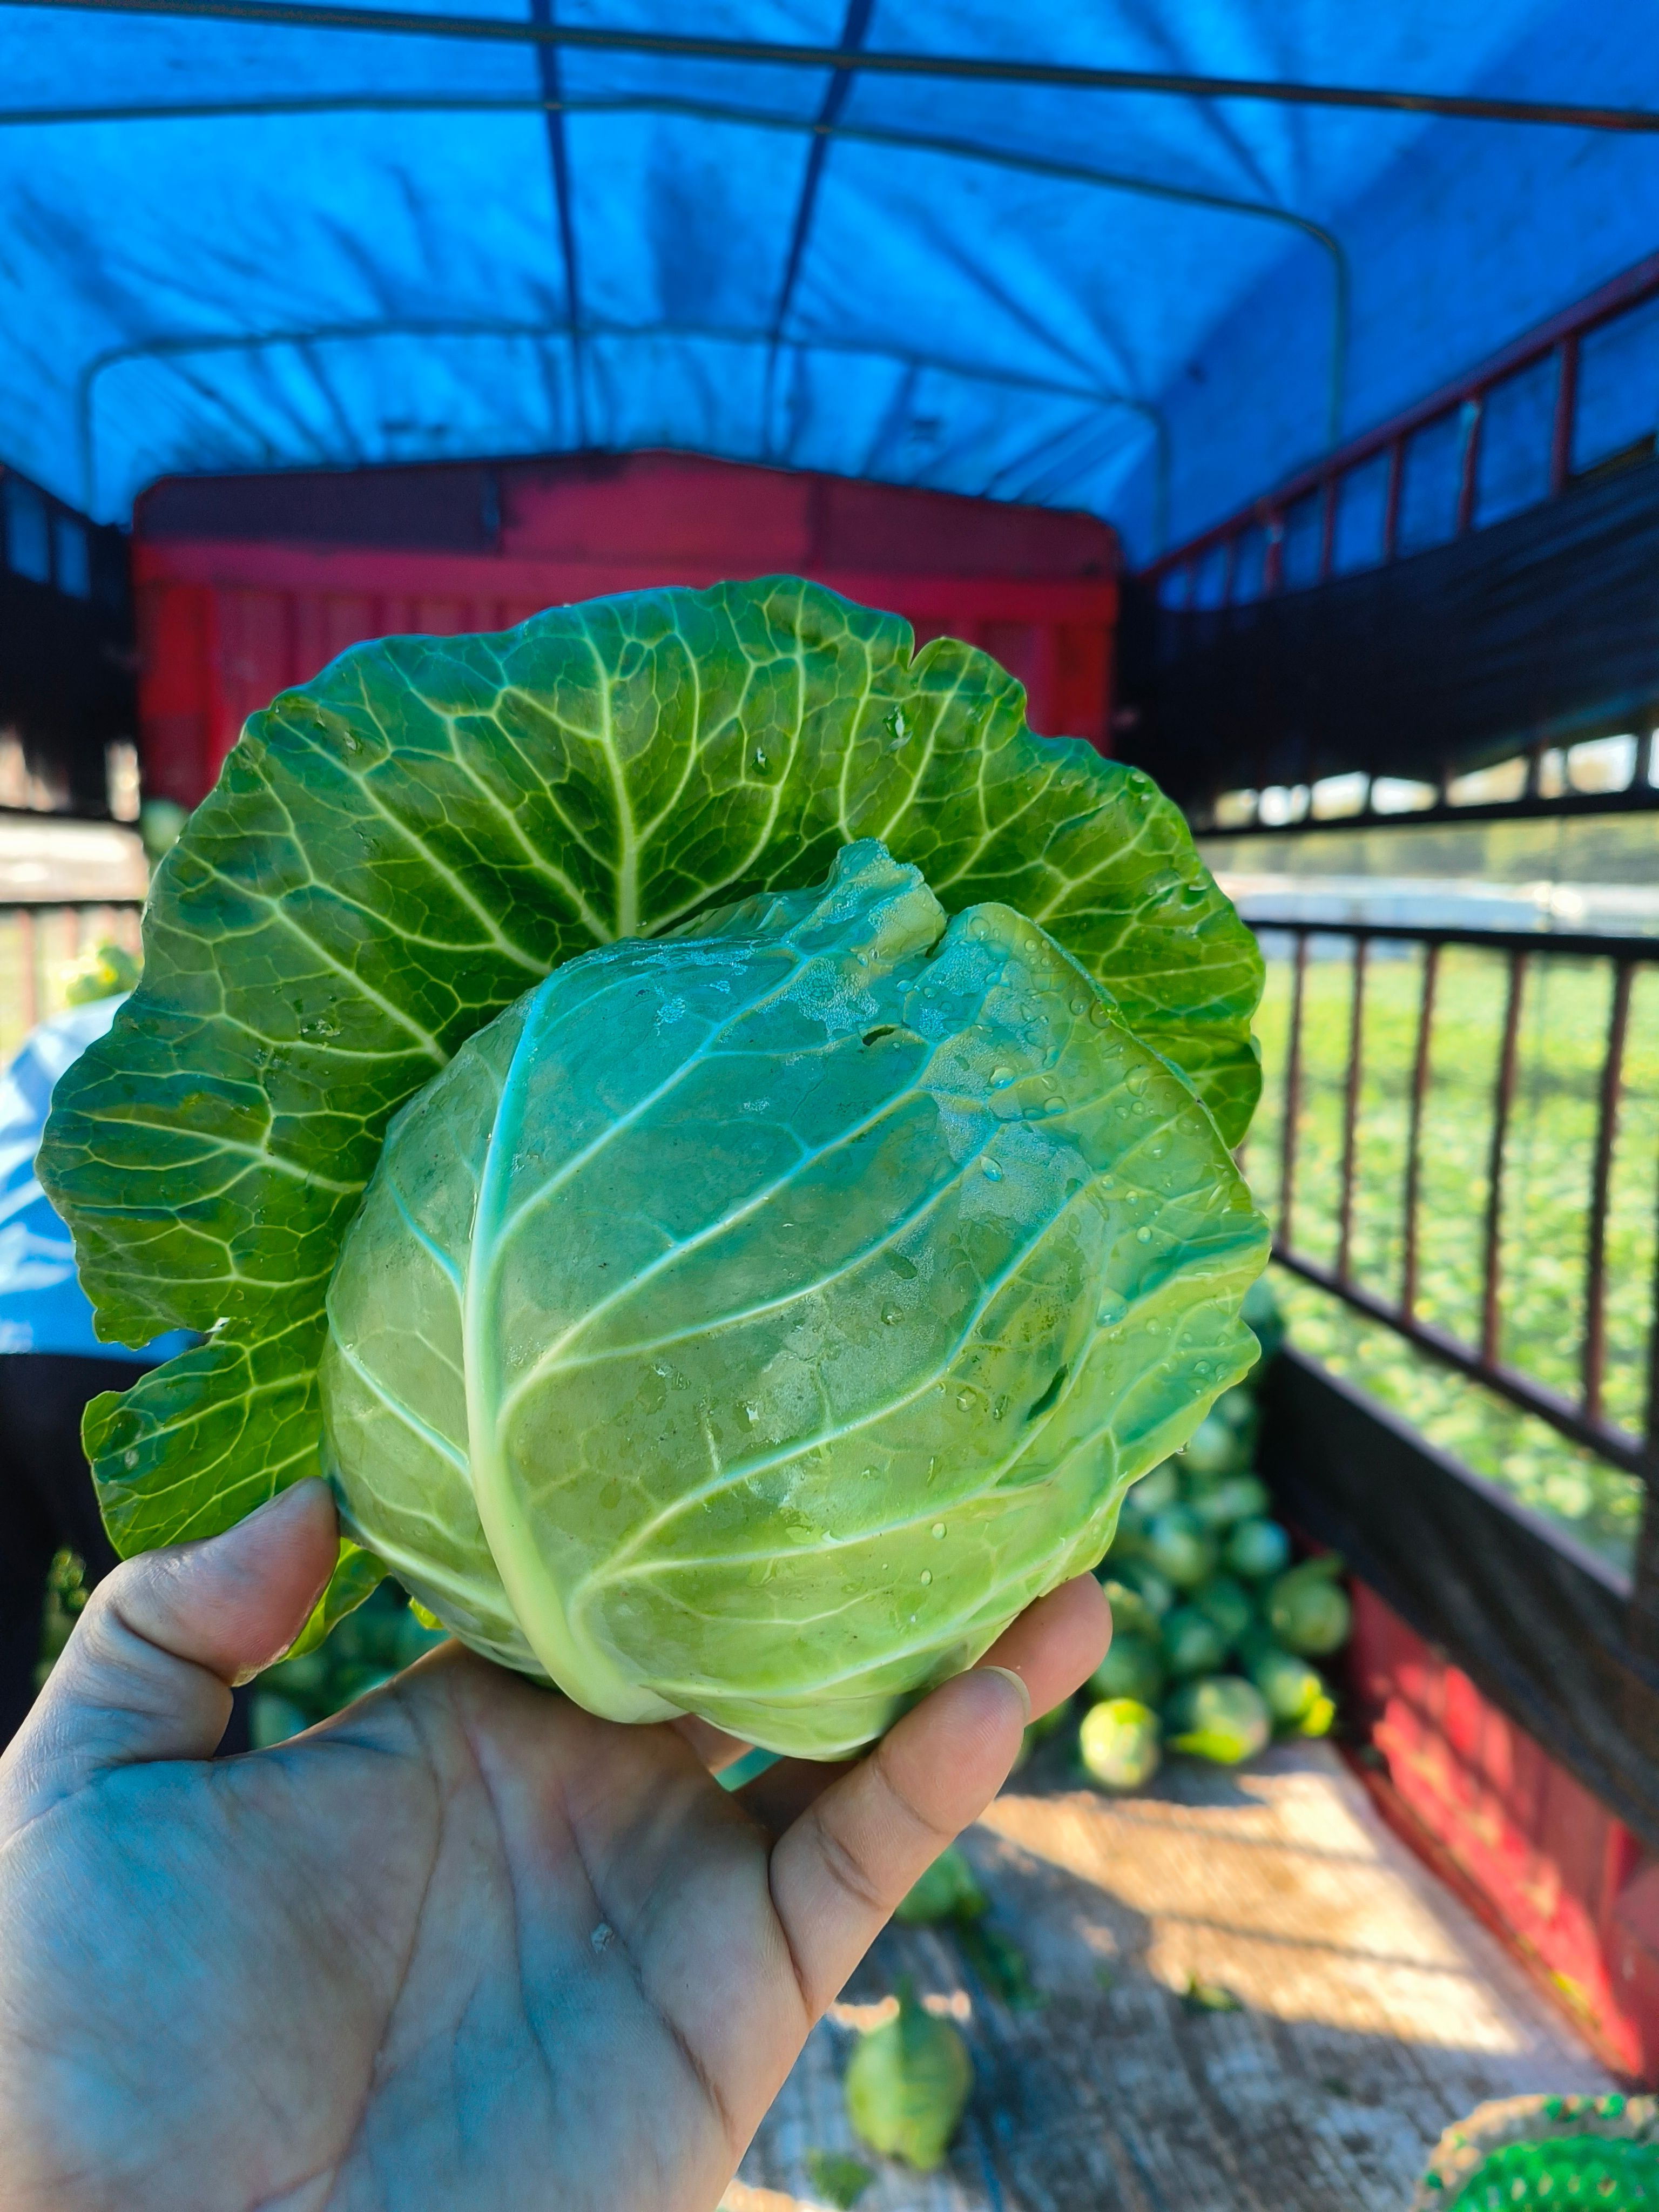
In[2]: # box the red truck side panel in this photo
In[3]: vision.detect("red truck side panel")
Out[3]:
[1348,1581,1659,2082]
[133,451,1119,806]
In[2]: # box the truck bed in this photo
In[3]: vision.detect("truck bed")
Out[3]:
[725,1737,1609,2212]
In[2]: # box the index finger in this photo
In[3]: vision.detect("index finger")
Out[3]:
[763,1572,1108,2018]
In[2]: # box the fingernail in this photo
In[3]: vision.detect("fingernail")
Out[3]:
[976,1664,1031,1725]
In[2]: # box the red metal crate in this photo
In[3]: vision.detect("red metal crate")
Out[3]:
[132,451,1120,807]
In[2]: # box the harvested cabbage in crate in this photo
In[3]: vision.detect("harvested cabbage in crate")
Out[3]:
[1068,1302,1350,1793]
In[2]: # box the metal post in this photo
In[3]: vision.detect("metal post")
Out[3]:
[1401,941,1439,1319]
[1641,1044,1659,1479]
[1337,935,1367,1284]
[1480,950,1527,1367]
[1278,932,1309,1253]
[1382,437,1405,559]
[1455,394,1483,534]
[1634,1171,1659,1657]
[1549,334,1580,496]
[1583,962,1633,1424]
[1219,533,1239,609]
[1263,512,1285,596]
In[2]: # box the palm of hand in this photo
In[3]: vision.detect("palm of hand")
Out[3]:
[0,1484,1104,2212]
[4,1654,806,2212]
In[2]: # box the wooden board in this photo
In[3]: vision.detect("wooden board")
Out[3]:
[723,1738,1610,2212]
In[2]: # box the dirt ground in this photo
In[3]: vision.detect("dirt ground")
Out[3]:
[723,1737,1609,2212]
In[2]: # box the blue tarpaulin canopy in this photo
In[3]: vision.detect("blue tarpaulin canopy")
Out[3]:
[3,0,1657,556]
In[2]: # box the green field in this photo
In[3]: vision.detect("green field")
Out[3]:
[1244,936,1659,1571]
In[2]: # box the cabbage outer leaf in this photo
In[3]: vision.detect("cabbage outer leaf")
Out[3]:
[322,842,1267,1754]
[39,579,1263,1627]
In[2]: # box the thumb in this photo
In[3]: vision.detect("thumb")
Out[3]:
[0,1480,337,1819]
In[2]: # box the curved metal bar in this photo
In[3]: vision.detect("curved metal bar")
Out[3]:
[9,0,1659,134]
[1096,386,1170,551]
[760,0,875,460]
[526,0,588,448]
[851,114,1348,449]
[76,310,1171,515]
[22,89,1345,481]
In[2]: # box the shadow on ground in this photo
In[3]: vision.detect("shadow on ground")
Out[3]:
[729,1737,1610,2212]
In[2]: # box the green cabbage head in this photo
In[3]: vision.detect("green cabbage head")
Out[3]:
[323,840,1265,1753]
[38,578,1269,1755]
[845,1978,972,2170]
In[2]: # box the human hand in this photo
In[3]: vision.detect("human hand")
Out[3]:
[0,1481,1107,2212]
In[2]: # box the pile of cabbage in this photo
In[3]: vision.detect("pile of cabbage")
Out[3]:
[40,578,1269,1758]
[1073,1336,1352,1790]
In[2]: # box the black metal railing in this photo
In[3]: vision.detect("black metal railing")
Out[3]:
[1147,248,1659,610]
[1244,918,1659,1481]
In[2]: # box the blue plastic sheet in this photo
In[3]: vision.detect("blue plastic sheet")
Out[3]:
[0,995,190,1357]
[1,0,1656,555]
